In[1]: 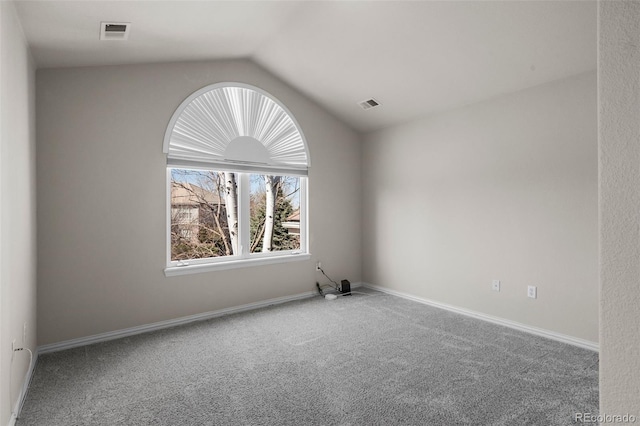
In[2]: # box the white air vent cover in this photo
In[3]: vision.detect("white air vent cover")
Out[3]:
[100,22,131,41]
[358,98,381,110]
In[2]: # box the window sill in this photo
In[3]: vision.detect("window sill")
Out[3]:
[164,253,311,277]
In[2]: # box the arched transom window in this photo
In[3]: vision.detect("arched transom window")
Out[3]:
[163,83,310,275]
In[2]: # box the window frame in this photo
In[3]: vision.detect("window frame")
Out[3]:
[163,83,311,277]
[164,166,309,277]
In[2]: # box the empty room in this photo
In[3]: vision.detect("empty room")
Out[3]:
[1,0,639,425]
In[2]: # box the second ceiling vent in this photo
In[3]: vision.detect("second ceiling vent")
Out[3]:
[358,98,381,111]
[100,22,131,41]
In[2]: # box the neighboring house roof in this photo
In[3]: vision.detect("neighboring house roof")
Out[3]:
[282,209,300,234]
[171,182,223,206]
[285,209,300,222]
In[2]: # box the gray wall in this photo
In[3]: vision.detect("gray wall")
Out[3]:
[599,1,640,416]
[0,2,37,424]
[362,72,598,343]
[36,59,361,345]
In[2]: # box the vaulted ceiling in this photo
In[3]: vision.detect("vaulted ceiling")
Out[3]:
[15,0,597,132]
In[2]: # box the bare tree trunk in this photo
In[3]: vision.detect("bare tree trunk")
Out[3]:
[224,172,239,255]
[262,175,279,252]
[212,199,230,256]
[251,220,266,252]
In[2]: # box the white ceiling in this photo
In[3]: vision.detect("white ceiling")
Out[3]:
[15,0,597,133]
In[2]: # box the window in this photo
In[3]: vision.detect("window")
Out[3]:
[169,168,305,262]
[163,83,310,275]
[248,173,301,254]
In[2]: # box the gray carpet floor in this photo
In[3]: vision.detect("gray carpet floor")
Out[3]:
[18,288,599,425]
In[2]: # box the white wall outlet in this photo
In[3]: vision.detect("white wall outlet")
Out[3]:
[316,261,321,271]
[527,285,537,299]
[492,280,500,292]
[23,322,27,344]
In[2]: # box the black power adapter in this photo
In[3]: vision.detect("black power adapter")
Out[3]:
[340,279,351,295]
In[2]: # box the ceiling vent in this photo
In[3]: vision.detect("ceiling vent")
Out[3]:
[358,98,381,110]
[100,22,131,41]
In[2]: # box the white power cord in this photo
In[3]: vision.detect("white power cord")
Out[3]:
[324,290,372,300]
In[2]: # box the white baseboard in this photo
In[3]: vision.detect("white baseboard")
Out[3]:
[38,290,318,354]
[7,348,38,426]
[362,283,599,352]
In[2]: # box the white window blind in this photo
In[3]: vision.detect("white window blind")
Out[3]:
[163,83,310,176]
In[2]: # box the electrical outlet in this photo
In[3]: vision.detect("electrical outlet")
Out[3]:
[23,322,27,344]
[492,280,500,292]
[527,285,537,299]
[316,261,321,271]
